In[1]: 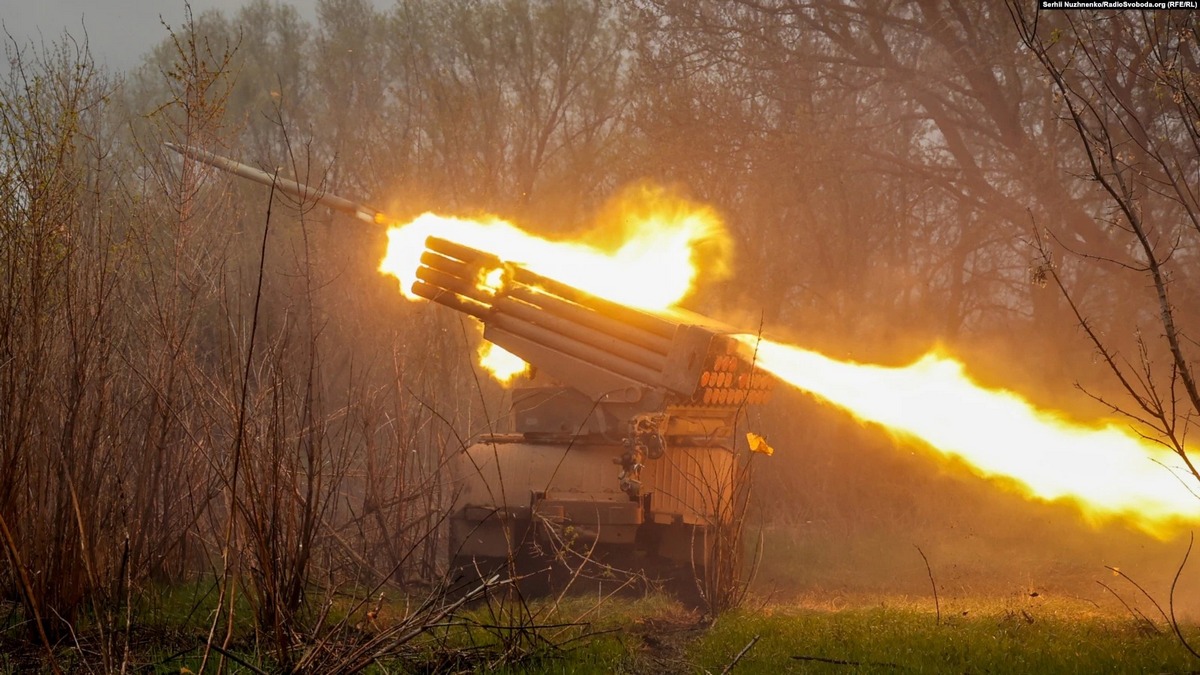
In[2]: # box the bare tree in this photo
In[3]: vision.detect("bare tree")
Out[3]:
[385,0,631,217]
[1011,6,1200,479]
[631,0,1143,353]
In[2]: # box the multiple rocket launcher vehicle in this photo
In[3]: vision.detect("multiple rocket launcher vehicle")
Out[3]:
[168,144,776,584]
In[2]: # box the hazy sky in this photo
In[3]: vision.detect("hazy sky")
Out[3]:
[1,0,380,73]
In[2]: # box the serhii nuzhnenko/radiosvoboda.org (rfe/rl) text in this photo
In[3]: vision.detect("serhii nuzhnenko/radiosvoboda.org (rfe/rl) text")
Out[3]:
[1040,0,1198,8]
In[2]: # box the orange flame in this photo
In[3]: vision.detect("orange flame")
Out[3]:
[737,335,1200,537]
[476,341,529,383]
[380,188,729,311]
[375,186,1200,535]
[379,186,730,378]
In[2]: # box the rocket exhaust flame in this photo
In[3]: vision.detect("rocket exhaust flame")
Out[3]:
[379,189,729,312]
[376,203,1199,536]
[736,335,1200,537]
[378,188,728,381]
[161,144,1199,535]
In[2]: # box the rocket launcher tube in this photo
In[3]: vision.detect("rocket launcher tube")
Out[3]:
[164,143,389,225]
[504,286,673,357]
[416,244,672,356]
[413,260,666,381]
[415,236,709,394]
[424,237,677,341]
[416,250,668,369]
[410,280,490,320]
[413,264,663,386]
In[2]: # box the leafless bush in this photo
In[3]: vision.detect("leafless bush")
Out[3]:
[0,10,491,670]
[0,33,137,670]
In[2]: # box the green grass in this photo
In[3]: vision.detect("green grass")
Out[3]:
[692,596,1200,674]
[7,586,1200,673]
[383,592,1200,674]
[398,593,680,673]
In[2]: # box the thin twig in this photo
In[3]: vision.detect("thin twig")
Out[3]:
[1096,581,1161,634]
[792,654,901,668]
[1169,533,1200,660]
[204,641,271,675]
[202,165,278,672]
[915,545,940,625]
[720,634,760,674]
[0,512,61,675]
[1104,565,1171,625]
